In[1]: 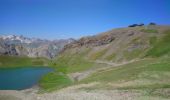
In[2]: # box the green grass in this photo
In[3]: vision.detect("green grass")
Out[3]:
[39,72,72,92]
[0,55,49,68]
[141,29,158,33]
[146,30,170,57]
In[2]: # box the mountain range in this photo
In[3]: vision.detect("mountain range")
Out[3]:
[0,35,75,59]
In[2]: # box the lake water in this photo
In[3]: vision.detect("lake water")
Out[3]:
[0,67,53,90]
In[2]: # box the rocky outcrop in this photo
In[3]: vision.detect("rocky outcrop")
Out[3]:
[63,34,115,50]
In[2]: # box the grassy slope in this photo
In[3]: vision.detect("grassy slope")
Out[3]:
[79,57,170,98]
[81,57,170,86]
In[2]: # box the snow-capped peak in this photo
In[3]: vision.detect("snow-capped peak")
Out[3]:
[0,35,33,44]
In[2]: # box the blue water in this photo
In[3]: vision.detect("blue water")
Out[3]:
[0,67,53,90]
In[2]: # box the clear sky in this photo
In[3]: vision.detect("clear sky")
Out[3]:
[0,0,170,39]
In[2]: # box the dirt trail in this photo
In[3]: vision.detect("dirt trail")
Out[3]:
[95,59,138,66]
[69,59,142,81]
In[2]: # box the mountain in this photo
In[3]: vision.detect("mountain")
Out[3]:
[51,24,170,81]
[61,25,170,62]
[0,35,75,59]
[39,24,170,97]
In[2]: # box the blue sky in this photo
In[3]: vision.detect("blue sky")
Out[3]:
[0,0,170,39]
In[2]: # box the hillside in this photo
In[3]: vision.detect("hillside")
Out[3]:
[37,25,170,99]
[52,25,170,74]
[62,25,170,62]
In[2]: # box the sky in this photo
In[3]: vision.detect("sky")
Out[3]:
[0,0,170,40]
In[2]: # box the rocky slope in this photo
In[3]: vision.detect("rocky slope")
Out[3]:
[0,35,74,59]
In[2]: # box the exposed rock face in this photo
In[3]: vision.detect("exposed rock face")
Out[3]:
[64,34,115,50]
[0,35,74,59]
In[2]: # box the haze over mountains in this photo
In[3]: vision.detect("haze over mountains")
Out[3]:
[0,35,74,59]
